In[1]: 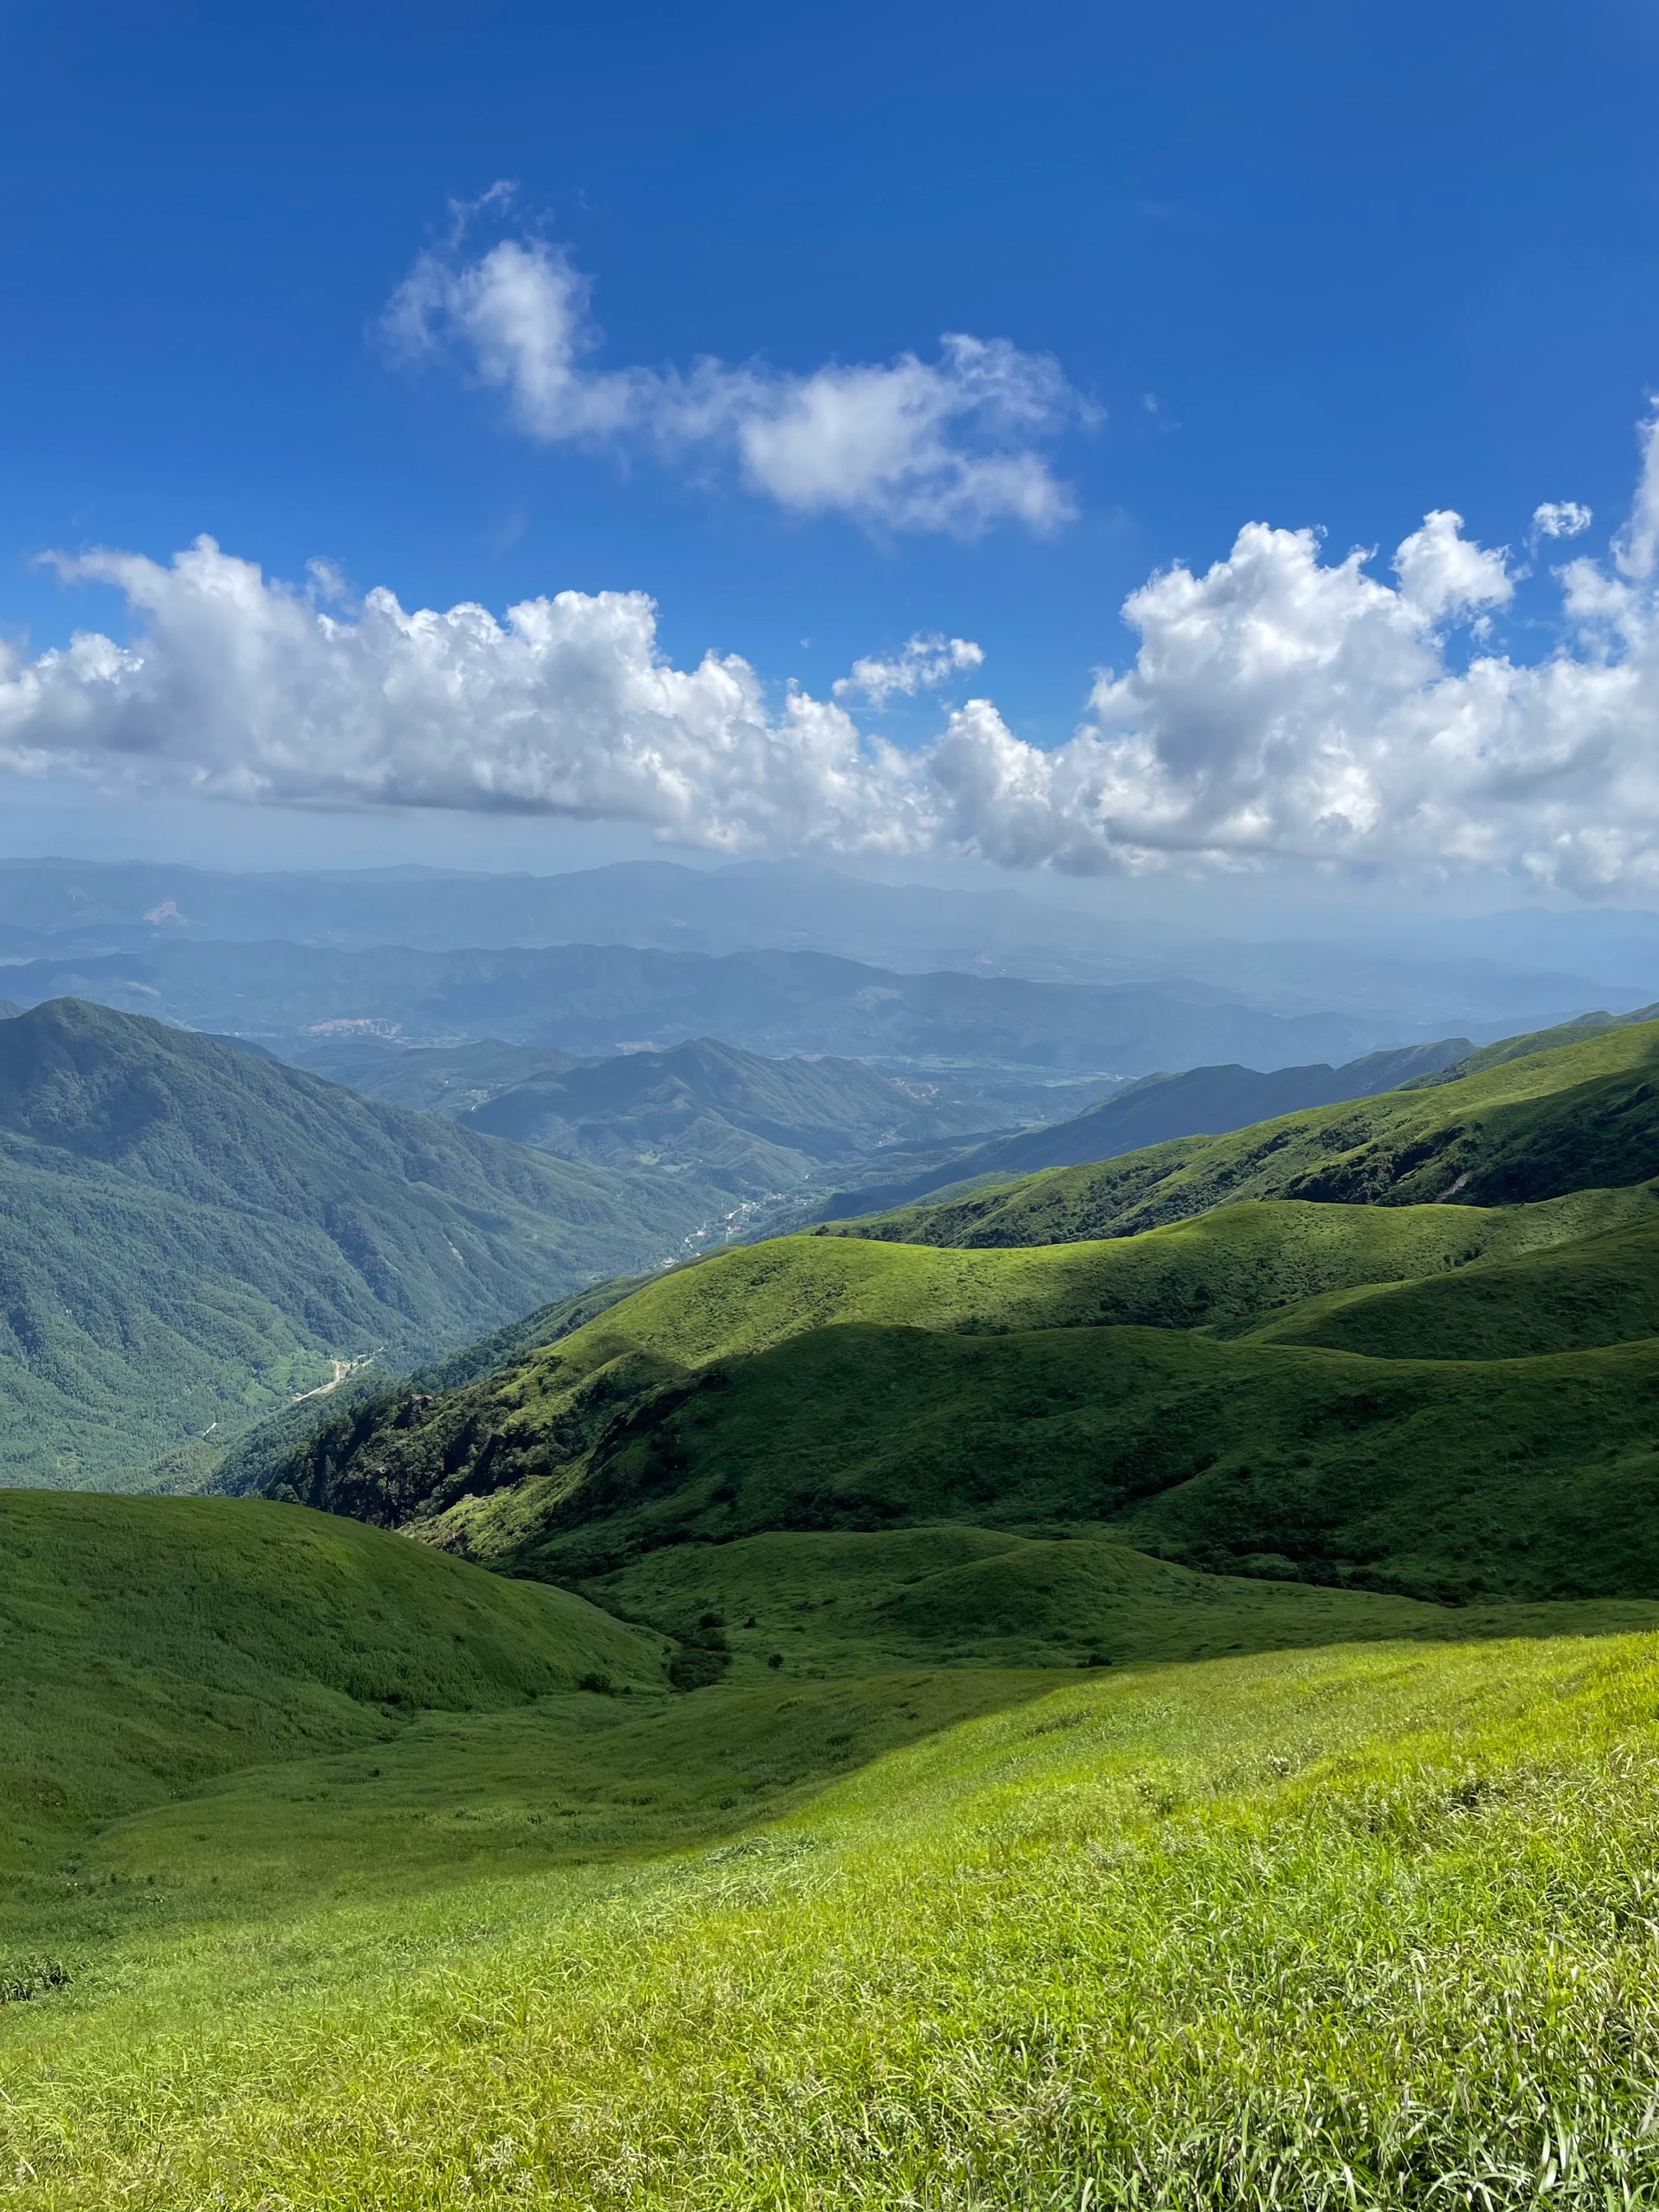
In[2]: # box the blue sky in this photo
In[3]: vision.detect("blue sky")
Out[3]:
[4,0,1659,897]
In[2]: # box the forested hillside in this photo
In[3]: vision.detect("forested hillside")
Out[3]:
[296,1031,1111,1223]
[0,999,706,1484]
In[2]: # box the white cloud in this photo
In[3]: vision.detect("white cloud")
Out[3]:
[1392,509,1513,620]
[0,539,930,853]
[10,406,1659,895]
[1616,408,1659,580]
[1532,499,1593,541]
[383,223,1085,536]
[834,634,984,706]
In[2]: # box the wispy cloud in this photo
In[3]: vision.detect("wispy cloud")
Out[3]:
[1532,499,1593,542]
[381,196,1090,537]
[6,411,1658,895]
[834,634,984,706]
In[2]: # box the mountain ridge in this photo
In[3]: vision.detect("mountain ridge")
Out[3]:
[825,1008,1659,1250]
[254,1014,1659,1610]
[0,998,709,1484]
[0,937,1454,1074]
[814,1036,1473,1219]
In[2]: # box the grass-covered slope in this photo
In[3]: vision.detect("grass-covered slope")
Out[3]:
[815,1036,1472,1219]
[262,1177,1659,1600]
[582,1523,1659,1676]
[19,1015,1659,2203]
[1247,1208,1659,1359]
[12,1627,1659,2205]
[0,1490,668,1865]
[830,1014,1659,1249]
[0,999,706,1484]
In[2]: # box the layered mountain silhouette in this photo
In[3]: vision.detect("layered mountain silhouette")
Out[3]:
[0,938,1429,1073]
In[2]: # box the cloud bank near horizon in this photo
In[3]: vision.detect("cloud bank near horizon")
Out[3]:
[382,210,1087,537]
[4,409,1659,897]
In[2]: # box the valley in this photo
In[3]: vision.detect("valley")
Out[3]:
[8,910,1659,2206]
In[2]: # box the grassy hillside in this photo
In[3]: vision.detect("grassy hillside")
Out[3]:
[260,1176,1659,1599]
[457,1316,1659,1599]
[815,1035,1471,1219]
[1247,1207,1659,1359]
[11,1621,1659,2203]
[18,1004,1659,2201]
[249,1019,1659,1611]
[828,1014,1659,1249]
[0,999,709,1485]
[0,1491,668,1867]
[582,1522,1659,1676]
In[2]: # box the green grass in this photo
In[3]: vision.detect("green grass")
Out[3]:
[1244,1207,1659,1358]
[265,1181,1659,1601]
[585,1523,1659,1674]
[829,1014,1659,1249]
[483,1318,1659,1599]
[0,1492,669,1871]
[257,1021,1659,1590]
[11,1625,1659,2205]
[19,1014,1659,2202]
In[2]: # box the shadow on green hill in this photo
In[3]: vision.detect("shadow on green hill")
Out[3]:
[0,1491,670,1870]
[1243,1209,1659,1358]
[263,1179,1659,1569]
[582,1524,1659,1676]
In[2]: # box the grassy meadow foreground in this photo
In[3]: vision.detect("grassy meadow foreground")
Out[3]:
[8,1575,1659,2207]
[13,1015,1659,2204]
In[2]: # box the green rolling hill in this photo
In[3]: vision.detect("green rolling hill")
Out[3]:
[18,1010,1659,2201]
[255,1017,1659,1611]
[814,1033,1473,1217]
[825,1010,1659,1248]
[0,1490,670,1869]
[0,998,710,1486]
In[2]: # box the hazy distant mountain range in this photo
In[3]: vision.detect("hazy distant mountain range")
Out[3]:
[292,1031,1115,1134]
[0,855,1650,1034]
[0,937,1462,1075]
[0,856,1141,976]
[301,1032,1029,1215]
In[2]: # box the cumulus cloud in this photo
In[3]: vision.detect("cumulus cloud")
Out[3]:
[1392,509,1513,620]
[834,634,985,705]
[6,410,1659,894]
[383,218,1085,536]
[0,539,919,849]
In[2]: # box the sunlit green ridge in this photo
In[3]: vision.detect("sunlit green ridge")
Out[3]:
[15,1009,1659,2203]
